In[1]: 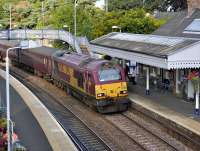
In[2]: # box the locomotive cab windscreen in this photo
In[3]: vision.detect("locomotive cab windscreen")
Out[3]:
[95,62,128,99]
[98,67,121,82]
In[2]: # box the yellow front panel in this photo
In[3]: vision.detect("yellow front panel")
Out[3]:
[95,82,128,99]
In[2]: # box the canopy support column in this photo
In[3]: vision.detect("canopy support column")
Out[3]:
[195,84,200,115]
[122,59,126,69]
[135,63,139,82]
[187,69,194,100]
[146,66,150,95]
[175,69,180,94]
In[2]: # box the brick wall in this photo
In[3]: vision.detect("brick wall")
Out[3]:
[187,0,200,15]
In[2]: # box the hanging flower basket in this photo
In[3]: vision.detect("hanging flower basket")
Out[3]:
[187,71,200,91]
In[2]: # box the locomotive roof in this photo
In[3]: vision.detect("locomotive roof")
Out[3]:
[24,46,60,57]
[86,59,108,70]
[54,52,108,70]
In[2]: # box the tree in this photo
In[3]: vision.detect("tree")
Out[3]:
[0,0,19,28]
[108,0,188,12]
[91,8,165,38]
[120,9,165,34]
[0,0,165,42]
[78,0,97,6]
[108,0,142,11]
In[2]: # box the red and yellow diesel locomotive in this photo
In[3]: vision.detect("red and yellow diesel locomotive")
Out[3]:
[0,43,130,113]
[52,51,129,113]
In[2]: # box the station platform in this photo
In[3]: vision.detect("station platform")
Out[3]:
[0,70,77,151]
[128,84,200,147]
[0,77,53,151]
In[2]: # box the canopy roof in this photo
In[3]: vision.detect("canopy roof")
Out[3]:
[90,32,200,69]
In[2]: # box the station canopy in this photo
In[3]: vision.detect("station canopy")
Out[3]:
[90,32,200,69]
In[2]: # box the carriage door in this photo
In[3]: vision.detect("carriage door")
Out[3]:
[85,71,90,93]
[47,58,52,74]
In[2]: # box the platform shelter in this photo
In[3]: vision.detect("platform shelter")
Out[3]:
[90,32,200,113]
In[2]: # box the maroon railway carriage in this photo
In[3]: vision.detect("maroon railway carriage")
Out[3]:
[0,40,20,62]
[18,46,59,76]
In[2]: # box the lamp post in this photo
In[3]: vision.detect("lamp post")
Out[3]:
[112,26,121,32]
[6,47,20,151]
[8,4,12,40]
[74,0,77,50]
[74,0,77,37]
[63,25,70,33]
[42,1,45,28]
[9,4,12,31]
[63,25,70,48]
[105,0,108,12]
[142,0,145,7]
[145,12,150,17]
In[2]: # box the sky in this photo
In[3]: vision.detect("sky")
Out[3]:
[95,0,104,9]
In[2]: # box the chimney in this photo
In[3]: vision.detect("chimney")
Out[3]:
[187,0,200,15]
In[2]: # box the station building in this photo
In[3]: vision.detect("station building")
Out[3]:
[90,5,200,113]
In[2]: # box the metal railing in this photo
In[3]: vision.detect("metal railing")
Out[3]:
[76,36,92,55]
[0,29,82,53]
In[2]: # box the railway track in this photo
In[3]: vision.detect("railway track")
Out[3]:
[105,114,177,151]
[4,67,112,151]
[104,109,194,151]
[123,110,193,151]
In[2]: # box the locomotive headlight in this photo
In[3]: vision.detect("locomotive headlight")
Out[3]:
[120,90,127,94]
[97,93,105,97]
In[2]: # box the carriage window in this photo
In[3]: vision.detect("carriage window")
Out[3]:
[43,58,47,65]
[48,59,51,69]
[98,68,121,82]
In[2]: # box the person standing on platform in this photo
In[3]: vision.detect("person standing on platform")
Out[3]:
[128,61,137,85]
[125,64,129,81]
